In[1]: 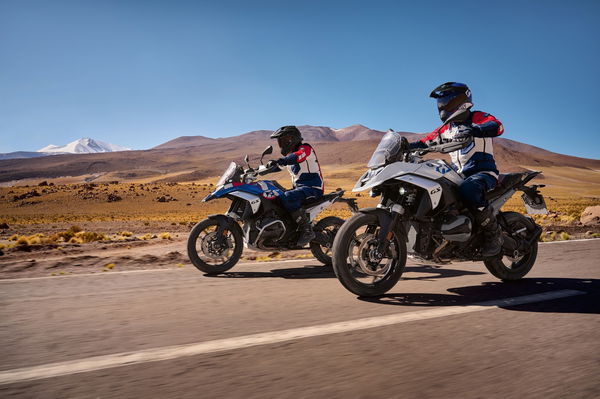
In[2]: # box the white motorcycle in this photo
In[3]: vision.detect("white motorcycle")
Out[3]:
[331,130,547,296]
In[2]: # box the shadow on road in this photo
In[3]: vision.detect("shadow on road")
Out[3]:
[205,263,484,280]
[359,278,600,314]
[208,264,335,279]
[402,264,485,280]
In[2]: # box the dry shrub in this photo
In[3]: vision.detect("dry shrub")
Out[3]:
[158,232,172,240]
[74,231,107,243]
[52,231,76,242]
[28,235,43,245]
[69,236,83,244]
[540,231,557,242]
[559,232,570,241]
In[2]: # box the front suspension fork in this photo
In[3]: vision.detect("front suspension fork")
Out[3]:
[376,206,404,255]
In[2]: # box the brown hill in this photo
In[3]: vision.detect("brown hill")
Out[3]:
[153,135,217,149]
[152,125,419,150]
[1,125,598,191]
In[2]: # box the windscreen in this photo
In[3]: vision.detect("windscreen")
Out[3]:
[216,162,238,187]
[367,130,402,168]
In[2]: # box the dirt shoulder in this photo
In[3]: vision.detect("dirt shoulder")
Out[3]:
[1,219,598,279]
[0,232,311,280]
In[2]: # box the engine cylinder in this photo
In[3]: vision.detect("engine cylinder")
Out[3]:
[441,215,471,242]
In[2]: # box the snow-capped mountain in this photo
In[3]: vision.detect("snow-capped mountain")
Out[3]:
[38,138,131,154]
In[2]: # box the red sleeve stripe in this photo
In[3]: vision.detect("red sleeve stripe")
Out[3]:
[472,111,503,136]
[294,144,311,162]
[421,126,443,143]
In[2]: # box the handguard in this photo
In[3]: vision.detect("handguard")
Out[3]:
[417,136,473,155]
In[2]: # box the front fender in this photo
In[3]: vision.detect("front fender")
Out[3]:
[359,207,407,239]
[206,214,243,237]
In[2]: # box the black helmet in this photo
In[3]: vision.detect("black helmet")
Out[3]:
[430,82,473,122]
[270,125,303,155]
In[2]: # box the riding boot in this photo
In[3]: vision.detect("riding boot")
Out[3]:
[291,210,315,247]
[474,206,503,257]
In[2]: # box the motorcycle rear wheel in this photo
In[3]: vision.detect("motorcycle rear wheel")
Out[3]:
[483,212,538,281]
[310,216,344,265]
[187,218,243,274]
[332,212,406,297]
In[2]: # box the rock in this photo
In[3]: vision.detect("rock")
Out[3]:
[107,193,122,202]
[38,181,48,186]
[580,206,600,225]
[12,190,41,202]
[157,196,167,202]
[0,222,9,229]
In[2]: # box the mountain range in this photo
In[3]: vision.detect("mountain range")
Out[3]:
[0,138,130,160]
[38,138,130,154]
[0,125,598,196]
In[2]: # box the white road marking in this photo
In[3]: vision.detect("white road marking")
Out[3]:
[0,289,585,385]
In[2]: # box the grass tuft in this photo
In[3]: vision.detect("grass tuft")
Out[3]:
[158,232,172,240]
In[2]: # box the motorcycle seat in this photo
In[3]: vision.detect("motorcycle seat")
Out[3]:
[302,191,343,207]
[485,173,526,200]
[498,173,525,189]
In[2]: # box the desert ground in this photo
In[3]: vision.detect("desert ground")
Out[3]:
[1,163,599,279]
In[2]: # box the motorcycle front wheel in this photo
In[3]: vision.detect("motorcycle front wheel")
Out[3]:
[187,218,243,274]
[332,212,407,297]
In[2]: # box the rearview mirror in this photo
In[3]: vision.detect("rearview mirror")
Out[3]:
[260,145,273,164]
[244,154,250,169]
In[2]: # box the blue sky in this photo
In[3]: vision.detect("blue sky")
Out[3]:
[1,0,599,159]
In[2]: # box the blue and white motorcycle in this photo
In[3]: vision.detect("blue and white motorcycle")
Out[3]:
[187,146,358,274]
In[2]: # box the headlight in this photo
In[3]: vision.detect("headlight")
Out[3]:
[399,187,406,195]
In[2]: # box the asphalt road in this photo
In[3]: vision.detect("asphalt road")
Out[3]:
[1,239,599,399]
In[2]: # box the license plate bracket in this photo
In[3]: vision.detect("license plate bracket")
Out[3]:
[521,192,548,215]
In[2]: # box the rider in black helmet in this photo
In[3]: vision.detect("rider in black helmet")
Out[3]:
[410,82,504,257]
[267,126,324,247]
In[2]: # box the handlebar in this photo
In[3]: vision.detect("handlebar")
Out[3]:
[257,162,279,175]
[242,161,279,181]
[412,136,474,156]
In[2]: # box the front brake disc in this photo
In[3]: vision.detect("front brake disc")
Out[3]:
[356,236,390,276]
[201,232,233,260]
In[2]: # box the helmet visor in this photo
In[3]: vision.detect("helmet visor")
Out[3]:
[437,95,453,111]
[277,135,294,149]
